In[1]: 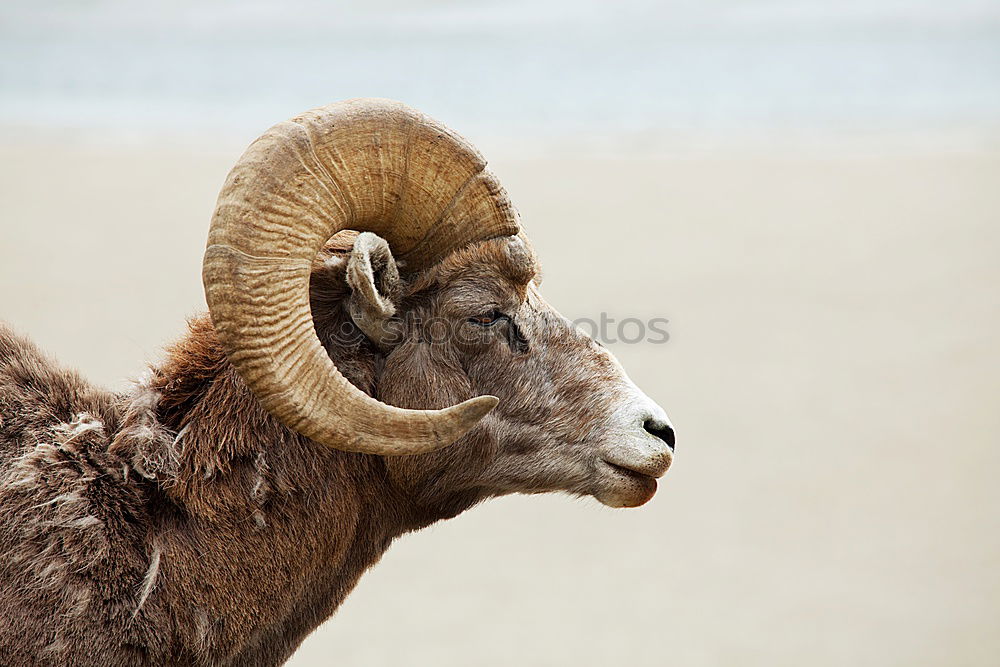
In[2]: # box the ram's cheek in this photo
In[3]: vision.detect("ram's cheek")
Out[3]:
[379,340,473,412]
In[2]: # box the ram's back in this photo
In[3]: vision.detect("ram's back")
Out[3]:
[0,325,161,665]
[0,324,121,460]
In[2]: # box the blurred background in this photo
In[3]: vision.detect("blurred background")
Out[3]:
[2,1,998,665]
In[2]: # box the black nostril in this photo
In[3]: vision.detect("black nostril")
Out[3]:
[643,419,675,451]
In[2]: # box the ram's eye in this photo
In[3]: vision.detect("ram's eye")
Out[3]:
[468,310,505,326]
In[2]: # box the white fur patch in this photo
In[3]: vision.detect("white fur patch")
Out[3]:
[31,491,84,510]
[134,541,162,617]
[55,412,105,445]
[114,381,182,483]
[250,451,269,501]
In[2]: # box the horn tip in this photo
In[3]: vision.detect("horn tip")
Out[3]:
[471,394,500,412]
[450,395,500,424]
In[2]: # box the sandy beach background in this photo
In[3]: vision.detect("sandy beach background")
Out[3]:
[2,1,999,665]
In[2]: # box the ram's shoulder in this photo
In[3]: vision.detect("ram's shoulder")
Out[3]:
[0,323,121,461]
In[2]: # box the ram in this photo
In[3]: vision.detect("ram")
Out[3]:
[0,99,674,666]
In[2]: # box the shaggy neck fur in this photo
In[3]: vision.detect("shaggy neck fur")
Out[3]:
[112,313,463,665]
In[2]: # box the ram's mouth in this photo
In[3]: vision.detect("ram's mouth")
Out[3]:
[603,460,659,483]
[594,459,660,508]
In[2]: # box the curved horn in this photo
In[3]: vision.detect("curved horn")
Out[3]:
[203,99,518,455]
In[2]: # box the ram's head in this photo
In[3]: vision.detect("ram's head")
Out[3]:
[204,99,674,509]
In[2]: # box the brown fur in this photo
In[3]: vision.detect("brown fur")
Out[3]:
[0,236,672,665]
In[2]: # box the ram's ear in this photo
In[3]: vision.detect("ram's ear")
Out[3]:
[346,232,403,351]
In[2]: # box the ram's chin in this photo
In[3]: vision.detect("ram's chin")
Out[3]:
[593,466,659,508]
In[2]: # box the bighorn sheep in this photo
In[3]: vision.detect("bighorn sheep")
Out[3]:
[0,99,675,665]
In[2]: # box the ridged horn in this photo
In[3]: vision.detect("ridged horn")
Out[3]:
[203,98,518,455]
